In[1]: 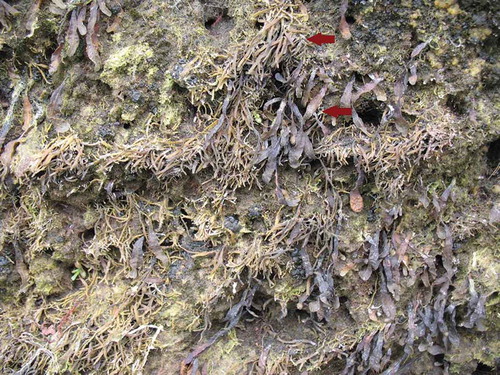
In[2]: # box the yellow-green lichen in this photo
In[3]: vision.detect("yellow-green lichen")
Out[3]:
[100,43,154,85]
[29,256,70,296]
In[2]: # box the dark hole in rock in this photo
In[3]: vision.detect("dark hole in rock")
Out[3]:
[171,82,197,119]
[45,248,55,256]
[122,122,131,129]
[410,30,419,44]
[353,71,364,83]
[204,8,233,35]
[0,87,10,108]
[33,170,45,179]
[255,20,265,30]
[345,15,356,25]
[405,113,417,124]
[479,33,498,64]
[339,296,348,303]
[486,138,500,168]
[82,228,95,242]
[355,99,385,126]
[307,158,322,171]
[12,194,21,208]
[107,245,121,261]
[172,81,188,95]
[161,239,173,247]
[481,64,500,90]
[435,254,444,269]
[473,362,497,374]
[487,291,499,303]
[446,93,467,116]
[457,0,486,10]
[434,353,445,364]
[271,69,287,93]
[367,207,377,222]
[407,199,418,207]
[179,209,194,230]
[250,290,273,312]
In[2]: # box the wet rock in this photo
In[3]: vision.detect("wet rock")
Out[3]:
[247,205,262,220]
[0,255,13,282]
[30,256,71,296]
[129,90,142,103]
[224,215,241,233]
[97,123,117,140]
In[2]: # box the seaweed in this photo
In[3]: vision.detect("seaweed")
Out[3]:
[128,236,144,279]
[146,222,170,266]
[0,0,498,373]
[338,0,351,40]
[461,277,487,331]
[49,0,112,72]
[0,0,18,30]
[341,328,394,374]
[182,285,257,368]
[0,78,26,148]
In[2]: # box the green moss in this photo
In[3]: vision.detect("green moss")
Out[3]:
[448,333,500,372]
[29,256,70,296]
[159,291,201,331]
[157,74,184,129]
[463,236,499,293]
[83,208,99,228]
[272,276,306,302]
[101,43,154,80]
[201,329,253,375]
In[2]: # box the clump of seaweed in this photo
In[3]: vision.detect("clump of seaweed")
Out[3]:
[49,0,113,72]
[0,0,18,30]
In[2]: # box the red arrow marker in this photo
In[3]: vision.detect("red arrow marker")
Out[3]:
[307,33,336,46]
[323,106,352,117]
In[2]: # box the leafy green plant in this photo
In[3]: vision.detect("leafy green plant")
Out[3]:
[71,266,86,281]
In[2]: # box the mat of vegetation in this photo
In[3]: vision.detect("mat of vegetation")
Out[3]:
[0,0,498,374]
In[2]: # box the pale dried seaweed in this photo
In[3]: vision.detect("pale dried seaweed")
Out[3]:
[49,0,111,72]
[379,268,396,321]
[341,328,394,374]
[13,240,30,291]
[351,74,384,104]
[183,285,257,367]
[410,39,431,59]
[47,81,65,119]
[338,0,351,39]
[85,2,101,70]
[0,78,26,148]
[128,236,144,279]
[146,223,170,266]
[0,0,18,29]
[460,277,487,331]
[25,0,42,37]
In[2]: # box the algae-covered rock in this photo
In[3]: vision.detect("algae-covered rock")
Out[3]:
[29,255,71,296]
[0,0,498,374]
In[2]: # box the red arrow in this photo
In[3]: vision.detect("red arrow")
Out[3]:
[307,33,336,46]
[323,106,352,117]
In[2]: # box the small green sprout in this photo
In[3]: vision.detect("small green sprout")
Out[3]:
[71,267,87,281]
